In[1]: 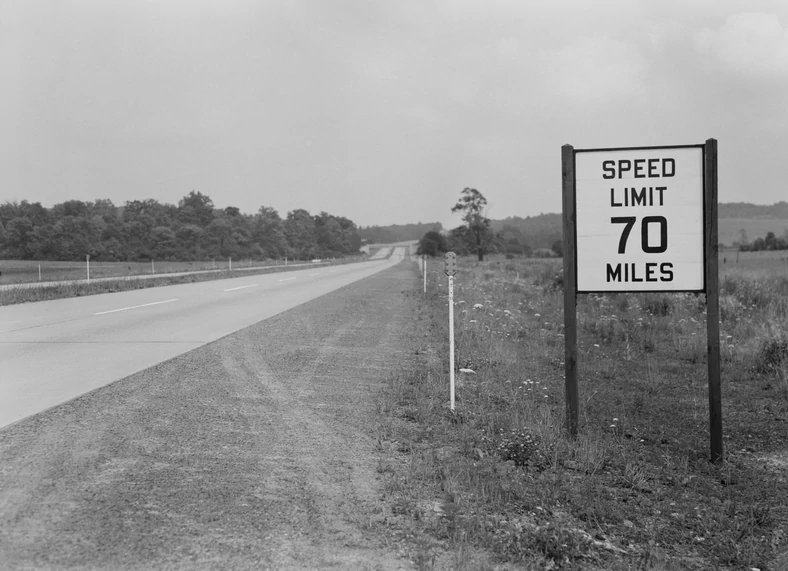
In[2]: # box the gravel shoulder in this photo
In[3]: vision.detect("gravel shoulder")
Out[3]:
[0,261,419,570]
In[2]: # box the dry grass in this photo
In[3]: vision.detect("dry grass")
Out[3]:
[376,255,788,570]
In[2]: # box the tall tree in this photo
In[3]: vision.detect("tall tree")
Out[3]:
[284,209,317,260]
[451,187,492,261]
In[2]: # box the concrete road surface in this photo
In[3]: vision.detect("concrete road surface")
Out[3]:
[0,249,406,429]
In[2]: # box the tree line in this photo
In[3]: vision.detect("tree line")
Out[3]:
[358,222,443,244]
[738,231,788,252]
[0,191,362,261]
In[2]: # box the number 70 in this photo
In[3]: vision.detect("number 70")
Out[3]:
[611,216,668,254]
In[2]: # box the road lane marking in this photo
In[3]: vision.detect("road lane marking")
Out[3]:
[224,284,257,292]
[309,272,320,276]
[329,270,337,273]
[93,299,178,316]
[278,277,296,282]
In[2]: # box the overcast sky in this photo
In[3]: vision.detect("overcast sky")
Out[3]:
[2,0,787,229]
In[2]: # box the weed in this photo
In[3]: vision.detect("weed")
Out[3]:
[375,254,788,570]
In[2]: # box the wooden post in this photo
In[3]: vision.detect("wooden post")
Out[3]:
[705,138,723,463]
[562,144,579,437]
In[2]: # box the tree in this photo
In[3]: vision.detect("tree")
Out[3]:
[177,191,215,227]
[451,187,492,261]
[284,209,317,259]
[254,206,289,258]
[416,230,448,257]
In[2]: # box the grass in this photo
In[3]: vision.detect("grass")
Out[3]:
[0,258,364,306]
[375,254,788,570]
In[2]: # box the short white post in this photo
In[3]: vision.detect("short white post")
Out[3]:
[151,259,155,274]
[38,264,41,281]
[444,252,457,411]
[229,257,232,271]
[285,257,288,266]
[86,254,90,282]
[423,255,427,294]
[449,273,455,411]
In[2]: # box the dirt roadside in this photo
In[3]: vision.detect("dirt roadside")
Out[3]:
[0,261,421,570]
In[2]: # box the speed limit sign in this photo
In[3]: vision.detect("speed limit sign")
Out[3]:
[574,145,705,293]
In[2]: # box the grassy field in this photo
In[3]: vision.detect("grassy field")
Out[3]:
[720,249,788,275]
[375,254,788,569]
[0,258,314,285]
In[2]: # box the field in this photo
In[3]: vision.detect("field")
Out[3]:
[720,249,788,275]
[0,258,307,286]
[375,254,788,569]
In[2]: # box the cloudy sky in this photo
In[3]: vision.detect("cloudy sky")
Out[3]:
[1,0,787,229]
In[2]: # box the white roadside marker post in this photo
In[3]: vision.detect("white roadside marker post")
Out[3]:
[423,255,427,294]
[445,252,457,411]
[229,257,232,271]
[38,264,41,281]
[151,259,155,274]
[86,254,90,282]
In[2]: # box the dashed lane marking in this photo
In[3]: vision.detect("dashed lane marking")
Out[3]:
[93,299,178,316]
[277,277,297,282]
[224,284,257,292]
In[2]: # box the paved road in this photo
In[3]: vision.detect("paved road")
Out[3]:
[0,259,345,290]
[0,249,406,429]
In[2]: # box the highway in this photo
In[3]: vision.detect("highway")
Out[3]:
[0,249,406,429]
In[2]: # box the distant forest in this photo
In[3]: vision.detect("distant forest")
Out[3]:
[358,222,443,244]
[0,192,362,261]
[719,201,788,218]
[2,198,786,262]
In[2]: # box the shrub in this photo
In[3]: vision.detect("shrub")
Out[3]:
[756,337,788,373]
[642,294,672,316]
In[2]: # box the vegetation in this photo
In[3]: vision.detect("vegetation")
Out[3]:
[452,188,493,261]
[359,222,443,245]
[0,192,362,262]
[375,255,788,569]
[739,231,788,252]
[417,231,449,257]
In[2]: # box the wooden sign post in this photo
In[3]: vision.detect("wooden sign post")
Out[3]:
[562,139,722,462]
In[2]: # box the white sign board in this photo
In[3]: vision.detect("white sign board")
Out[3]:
[574,146,705,292]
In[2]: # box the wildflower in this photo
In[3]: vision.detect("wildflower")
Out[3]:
[473,303,484,309]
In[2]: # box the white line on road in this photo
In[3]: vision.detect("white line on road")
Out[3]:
[277,277,296,282]
[223,284,257,292]
[309,273,320,276]
[93,299,178,316]
[329,270,337,273]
